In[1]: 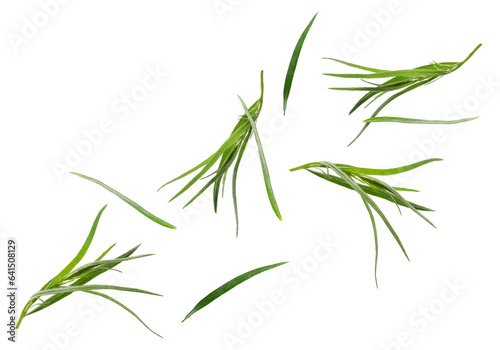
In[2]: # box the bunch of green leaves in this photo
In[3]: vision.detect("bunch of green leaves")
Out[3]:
[290,158,441,286]
[158,71,282,236]
[182,262,287,322]
[324,44,482,145]
[16,206,162,337]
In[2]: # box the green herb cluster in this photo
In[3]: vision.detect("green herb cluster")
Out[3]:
[291,158,441,286]
[324,44,482,145]
[17,206,162,337]
[158,71,282,236]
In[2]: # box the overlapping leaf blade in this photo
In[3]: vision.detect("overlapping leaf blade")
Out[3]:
[238,95,282,222]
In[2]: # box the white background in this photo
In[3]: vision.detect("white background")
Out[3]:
[1,0,499,349]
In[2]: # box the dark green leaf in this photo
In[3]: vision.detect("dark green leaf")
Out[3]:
[182,262,288,322]
[283,13,318,114]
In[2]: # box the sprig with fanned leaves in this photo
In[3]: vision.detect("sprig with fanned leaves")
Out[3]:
[16,206,162,337]
[290,158,442,287]
[324,44,482,145]
[158,71,282,236]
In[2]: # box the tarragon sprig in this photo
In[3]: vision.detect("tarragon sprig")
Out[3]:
[324,44,482,145]
[291,158,442,286]
[16,206,162,337]
[158,71,282,236]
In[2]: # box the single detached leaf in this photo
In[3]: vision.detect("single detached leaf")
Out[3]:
[182,262,288,322]
[283,12,318,114]
[71,172,176,229]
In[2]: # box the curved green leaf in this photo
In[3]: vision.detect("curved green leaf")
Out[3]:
[362,199,378,288]
[339,158,443,176]
[238,95,282,221]
[283,12,318,114]
[71,172,176,229]
[182,262,288,322]
[50,205,107,286]
[85,291,162,338]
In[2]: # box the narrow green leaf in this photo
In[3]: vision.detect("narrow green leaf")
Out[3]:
[157,156,210,191]
[339,158,443,176]
[182,262,288,322]
[232,132,252,237]
[324,69,444,79]
[455,44,482,69]
[31,285,162,299]
[71,172,176,229]
[95,243,116,261]
[322,57,386,73]
[362,199,378,288]
[363,116,479,124]
[238,95,282,221]
[85,291,162,338]
[50,205,107,286]
[283,12,318,114]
